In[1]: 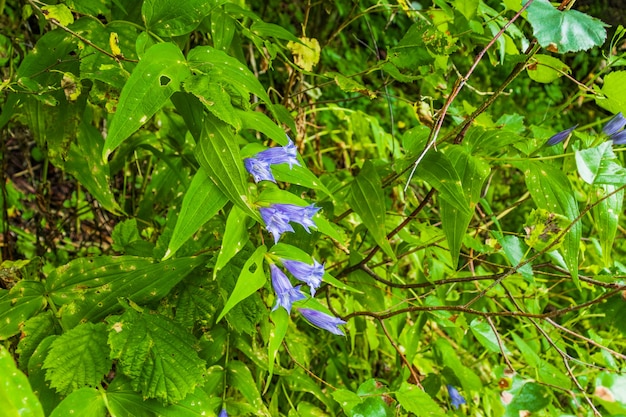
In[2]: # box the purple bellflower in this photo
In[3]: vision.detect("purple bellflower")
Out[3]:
[244,139,301,183]
[218,409,228,417]
[603,112,626,137]
[611,130,626,145]
[260,203,320,244]
[256,139,300,168]
[546,125,578,146]
[270,264,305,313]
[282,258,324,296]
[244,157,275,183]
[299,308,346,336]
[446,385,466,409]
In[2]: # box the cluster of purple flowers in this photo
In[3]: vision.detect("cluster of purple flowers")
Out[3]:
[244,138,346,336]
[546,112,626,146]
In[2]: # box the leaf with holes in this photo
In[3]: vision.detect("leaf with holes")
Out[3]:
[107,309,206,403]
[43,323,111,395]
[45,255,206,328]
[526,0,606,53]
[217,245,267,322]
[102,42,191,160]
[0,281,46,340]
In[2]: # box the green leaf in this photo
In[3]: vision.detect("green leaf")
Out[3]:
[197,113,258,219]
[521,161,581,285]
[228,361,271,417]
[108,309,206,403]
[596,71,626,114]
[593,185,623,267]
[27,336,62,415]
[268,308,289,381]
[499,235,534,280]
[217,245,267,322]
[0,281,46,340]
[526,54,570,83]
[184,77,242,129]
[512,333,570,388]
[142,0,216,36]
[395,382,446,417]
[43,323,111,395]
[506,382,551,415]
[251,21,300,42]
[327,72,376,99]
[236,109,288,145]
[0,345,45,417]
[49,388,105,417]
[214,205,250,278]
[210,5,236,51]
[102,42,191,160]
[388,21,434,70]
[187,46,272,106]
[575,141,626,185]
[470,318,510,354]
[17,311,60,372]
[46,256,206,328]
[454,0,478,20]
[435,338,483,393]
[350,161,395,260]
[440,147,490,268]
[413,151,471,216]
[332,389,363,414]
[526,0,607,53]
[42,4,75,26]
[164,167,228,260]
[65,121,123,215]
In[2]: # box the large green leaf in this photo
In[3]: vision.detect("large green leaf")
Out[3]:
[17,311,59,372]
[228,361,271,417]
[164,167,228,260]
[142,0,218,36]
[217,245,267,322]
[49,387,106,417]
[65,121,123,214]
[214,205,250,278]
[526,0,606,53]
[102,42,191,160]
[196,114,258,219]
[350,161,395,260]
[187,46,272,106]
[575,141,626,185]
[593,184,623,267]
[413,150,472,216]
[46,256,206,328]
[395,382,446,417]
[512,333,570,388]
[596,71,626,115]
[108,309,206,403]
[43,323,112,395]
[521,161,581,285]
[0,281,46,340]
[0,345,45,417]
[441,147,490,268]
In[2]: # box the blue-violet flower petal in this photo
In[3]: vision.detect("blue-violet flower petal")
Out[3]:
[283,258,324,296]
[271,203,320,232]
[546,125,577,146]
[244,157,275,183]
[446,385,466,409]
[271,264,305,313]
[299,308,346,336]
[218,409,228,417]
[260,206,294,244]
[611,129,626,145]
[603,112,626,137]
[256,139,301,169]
